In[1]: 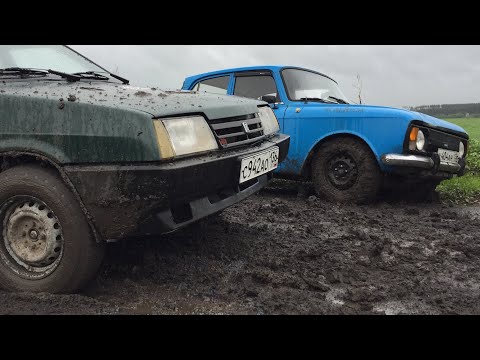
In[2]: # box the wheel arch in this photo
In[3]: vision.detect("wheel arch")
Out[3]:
[0,150,103,243]
[301,131,382,179]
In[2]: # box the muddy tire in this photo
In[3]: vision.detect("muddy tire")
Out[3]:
[312,137,381,204]
[0,165,105,293]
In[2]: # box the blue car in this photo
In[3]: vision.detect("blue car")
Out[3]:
[182,66,469,203]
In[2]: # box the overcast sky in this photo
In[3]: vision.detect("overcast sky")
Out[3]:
[71,45,480,108]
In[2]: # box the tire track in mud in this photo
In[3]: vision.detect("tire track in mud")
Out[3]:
[1,180,480,315]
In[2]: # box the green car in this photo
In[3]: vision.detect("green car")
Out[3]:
[0,45,290,293]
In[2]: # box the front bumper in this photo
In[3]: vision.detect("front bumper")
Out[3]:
[381,153,466,176]
[65,133,289,240]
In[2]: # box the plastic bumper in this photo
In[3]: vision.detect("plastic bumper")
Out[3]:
[66,133,290,239]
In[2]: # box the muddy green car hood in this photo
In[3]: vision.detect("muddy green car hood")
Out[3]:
[0,80,263,120]
[0,80,264,164]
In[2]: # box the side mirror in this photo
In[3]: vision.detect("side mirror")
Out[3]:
[260,94,276,104]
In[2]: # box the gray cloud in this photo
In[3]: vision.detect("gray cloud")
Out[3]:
[71,45,480,108]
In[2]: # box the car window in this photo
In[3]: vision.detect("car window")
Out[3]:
[10,48,92,73]
[0,45,106,73]
[281,68,349,103]
[193,76,229,95]
[234,75,278,101]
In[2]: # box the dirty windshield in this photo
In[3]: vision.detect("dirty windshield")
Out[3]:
[282,68,349,103]
[0,45,106,74]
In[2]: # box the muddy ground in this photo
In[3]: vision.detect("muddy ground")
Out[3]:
[1,180,480,315]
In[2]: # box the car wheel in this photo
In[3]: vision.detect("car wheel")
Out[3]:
[0,164,105,293]
[312,137,381,204]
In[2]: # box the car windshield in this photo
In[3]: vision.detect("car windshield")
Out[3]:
[282,68,349,103]
[0,45,106,74]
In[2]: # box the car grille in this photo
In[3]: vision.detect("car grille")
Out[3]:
[208,113,265,149]
[425,127,463,152]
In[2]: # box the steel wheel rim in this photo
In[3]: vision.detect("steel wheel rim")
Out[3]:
[326,153,359,190]
[0,196,64,279]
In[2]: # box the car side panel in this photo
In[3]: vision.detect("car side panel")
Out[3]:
[275,104,411,176]
[0,94,160,164]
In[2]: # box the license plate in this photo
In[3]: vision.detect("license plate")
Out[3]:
[239,147,279,183]
[438,148,459,164]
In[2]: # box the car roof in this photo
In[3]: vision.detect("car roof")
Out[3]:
[183,65,337,88]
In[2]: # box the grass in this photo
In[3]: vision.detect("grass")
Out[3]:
[437,117,480,204]
[444,117,480,139]
[437,174,480,205]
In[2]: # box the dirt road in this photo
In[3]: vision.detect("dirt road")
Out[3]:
[1,180,480,315]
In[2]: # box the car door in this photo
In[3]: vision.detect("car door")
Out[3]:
[231,71,302,175]
[231,70,286,120]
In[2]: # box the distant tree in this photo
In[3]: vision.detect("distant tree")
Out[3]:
[353,74,363,104]
[412,102,480,117]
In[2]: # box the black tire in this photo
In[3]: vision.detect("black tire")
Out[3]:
[312,137,381,204]
[0,164,105,293]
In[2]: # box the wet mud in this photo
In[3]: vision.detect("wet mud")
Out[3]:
[1,180,480,315]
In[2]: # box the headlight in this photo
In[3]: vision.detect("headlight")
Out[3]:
[153,116,218,158]
[258,106,280,135]
[459,141,465,157]
[408,127,426,151]
[416,130,425,151]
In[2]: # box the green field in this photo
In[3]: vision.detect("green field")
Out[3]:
[437,117,480,204]
[445,117,480,139]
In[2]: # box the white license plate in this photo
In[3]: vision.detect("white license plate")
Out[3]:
[239,147,279,183]
[438,148,459,164]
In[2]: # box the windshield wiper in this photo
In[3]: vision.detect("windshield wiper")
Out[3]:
[0,67,129,85]
[0,67,80,82]
[74,71,129,85]
[0,67,49,77]
[328,96,349,104]
[0,67,109,83]
[299,97,336,104]
[110,73,129,85]
[73,71,110,81]
[47,69,81,82]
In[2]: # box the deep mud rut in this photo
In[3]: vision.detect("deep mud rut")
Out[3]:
[1,180,480,315]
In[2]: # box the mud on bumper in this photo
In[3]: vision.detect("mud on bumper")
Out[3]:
[64,134,289,240]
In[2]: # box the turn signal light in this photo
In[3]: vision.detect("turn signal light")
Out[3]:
[409,127,419,141]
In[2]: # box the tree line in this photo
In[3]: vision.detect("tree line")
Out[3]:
[406,103,480,118]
